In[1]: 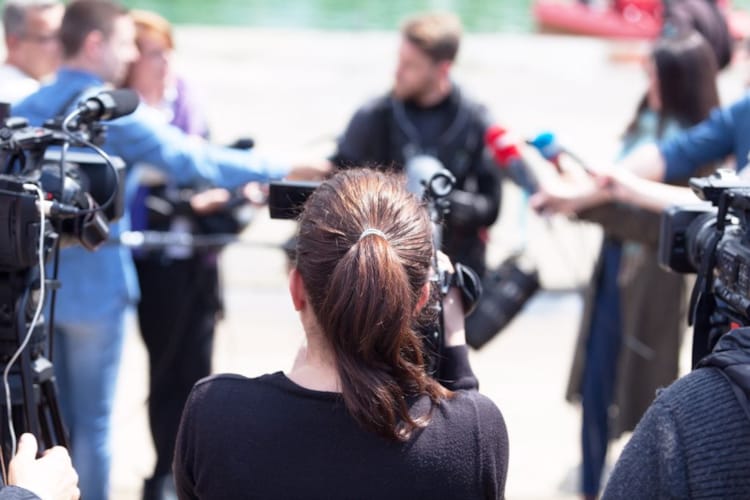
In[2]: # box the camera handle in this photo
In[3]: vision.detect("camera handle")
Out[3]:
[690,193,731,366]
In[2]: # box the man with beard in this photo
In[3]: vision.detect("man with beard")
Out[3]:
[330,12,502,278]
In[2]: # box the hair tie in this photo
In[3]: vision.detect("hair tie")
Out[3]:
[359,228,387,242]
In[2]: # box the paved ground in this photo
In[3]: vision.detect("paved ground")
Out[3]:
[8,26,748,499]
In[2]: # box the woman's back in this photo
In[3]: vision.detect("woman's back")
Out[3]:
[174,169,509,499]
[175,349,507,500]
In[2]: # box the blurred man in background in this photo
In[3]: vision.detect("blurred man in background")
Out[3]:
[13,1,323,498]
[0,0,63,103]
[330,11,501,278]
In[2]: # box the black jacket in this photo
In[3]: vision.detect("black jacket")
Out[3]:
[332,86,502,276]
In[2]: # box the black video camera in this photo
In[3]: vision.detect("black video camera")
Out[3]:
[0,91,132,466]
[659,169,750,364]
[0,101,127,270]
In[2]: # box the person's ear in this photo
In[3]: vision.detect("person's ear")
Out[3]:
[81,30,105,60]
[437,60,452,79]
[5,33,20,51]
[415,282,431,312]
[289,268,307,312]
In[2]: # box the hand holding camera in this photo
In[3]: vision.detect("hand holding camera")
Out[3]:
[8,434,79,500]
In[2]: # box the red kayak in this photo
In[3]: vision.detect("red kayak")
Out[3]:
[533,0,750,39]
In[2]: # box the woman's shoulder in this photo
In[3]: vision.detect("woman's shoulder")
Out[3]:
[650,366,739,430]
[437,390,508,439]
[455,390,505,418]
[194,371,281,388]
[188,371,343,408]
[187,372,285,405]
[430,391,509,483]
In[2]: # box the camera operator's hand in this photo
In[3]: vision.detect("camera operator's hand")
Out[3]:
[242,182,269,206]
[8,433,80,500]
[437,252,466,348]
[189,188,232,214]
[286,160,333,181]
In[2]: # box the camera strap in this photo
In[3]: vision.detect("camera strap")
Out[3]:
[690,225,723,366]
[389,87,476,176]
[441,262,483,317]
[697,327,750,423]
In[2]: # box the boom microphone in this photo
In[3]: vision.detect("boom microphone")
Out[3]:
[485,125,538,194]
[76,89,140,122]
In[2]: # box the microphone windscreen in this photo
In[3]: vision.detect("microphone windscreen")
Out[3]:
[96,89,140,119]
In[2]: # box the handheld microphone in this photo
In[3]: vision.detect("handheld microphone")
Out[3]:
[528,132,563,167]
[528,131,594,176]
[485,125,538,195]
[76,89,140,122]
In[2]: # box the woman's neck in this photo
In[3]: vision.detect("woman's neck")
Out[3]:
[136,84,166,108]
[286,331,341,393]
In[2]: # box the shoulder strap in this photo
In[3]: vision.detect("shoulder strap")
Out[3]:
[387,88,482,167]
[699,342,750,423]
[714,367,750,423]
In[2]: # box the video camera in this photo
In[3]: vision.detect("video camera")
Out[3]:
[268,159,481,376]
[659,169,750,365]
[0,89,132,468]
[0,92,130,265]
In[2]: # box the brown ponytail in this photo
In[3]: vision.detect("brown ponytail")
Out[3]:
[296,168,451,441]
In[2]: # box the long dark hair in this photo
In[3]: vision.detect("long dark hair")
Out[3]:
[625,31,719,139]
[295,168,451,441]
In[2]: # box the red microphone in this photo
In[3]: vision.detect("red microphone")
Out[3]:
[485,125,538,194]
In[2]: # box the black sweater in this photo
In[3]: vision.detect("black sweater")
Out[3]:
[602,328,750,498]
[174,346,508,499]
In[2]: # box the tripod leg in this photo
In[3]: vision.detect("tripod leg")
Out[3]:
[39,374,69,450]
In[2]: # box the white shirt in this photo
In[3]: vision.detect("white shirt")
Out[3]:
[0,63,40,105]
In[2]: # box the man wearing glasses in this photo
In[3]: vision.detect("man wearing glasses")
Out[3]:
[1,0,63,104]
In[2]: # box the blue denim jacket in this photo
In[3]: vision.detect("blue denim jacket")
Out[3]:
[12,68,290,324]
[661,92,750,181]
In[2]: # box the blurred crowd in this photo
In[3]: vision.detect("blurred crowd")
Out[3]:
[2,0,750,499]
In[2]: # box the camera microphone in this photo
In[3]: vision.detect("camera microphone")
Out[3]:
[76,89,140,122]
[485,125,539,195]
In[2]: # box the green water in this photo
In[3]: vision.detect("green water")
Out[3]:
[121,0,750,33]
[122,0,536,32]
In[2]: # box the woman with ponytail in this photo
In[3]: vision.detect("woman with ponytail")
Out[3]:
[173,168,508,499]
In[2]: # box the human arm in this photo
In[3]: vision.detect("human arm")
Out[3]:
[622,97,741,183]
[6,434,79,500]
[106,107,295,189]
[435,254,479,391]
[531,97,742,214]
[447,108,502,229]
[530,151,701,215]
[0,487,42,500]
[448,152,502,229]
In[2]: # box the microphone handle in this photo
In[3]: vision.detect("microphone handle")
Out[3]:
[506,157,539,195]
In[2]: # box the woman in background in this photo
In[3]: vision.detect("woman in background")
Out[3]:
[561,31,720,499]
[124,11,224,500]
